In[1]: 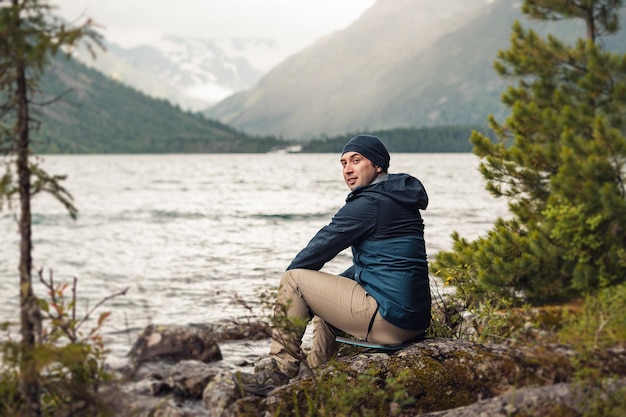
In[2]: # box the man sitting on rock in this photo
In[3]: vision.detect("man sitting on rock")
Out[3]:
[235,134,432,396]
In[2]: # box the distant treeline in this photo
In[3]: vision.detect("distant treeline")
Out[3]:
[300,125,494,153]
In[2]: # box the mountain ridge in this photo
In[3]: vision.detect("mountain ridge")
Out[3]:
[204,0,626,140]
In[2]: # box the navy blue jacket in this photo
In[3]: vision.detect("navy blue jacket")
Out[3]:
[287,173,431,331]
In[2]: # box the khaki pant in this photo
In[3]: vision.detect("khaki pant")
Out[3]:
[269,268,424,377]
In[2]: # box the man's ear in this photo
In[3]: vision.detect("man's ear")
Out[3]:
[376,166,383,173]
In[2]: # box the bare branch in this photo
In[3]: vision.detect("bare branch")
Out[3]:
[71,277,76,326]
[38,268,57,310]
[74,285,130,332]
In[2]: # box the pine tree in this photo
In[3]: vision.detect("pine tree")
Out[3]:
[0,1,101,415]
[433,0,626,305]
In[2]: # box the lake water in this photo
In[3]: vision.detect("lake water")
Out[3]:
[0,153,509,369]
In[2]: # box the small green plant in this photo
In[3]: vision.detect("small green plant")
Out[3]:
[581,383,626,417]
[0,270,127,416]
[291,365,415,417]
[254,286,312,369]
[432,257,483,308]
[427,278,464,339]
[558,282,626,351]
[0,339,21,416]
[469,299,528,343]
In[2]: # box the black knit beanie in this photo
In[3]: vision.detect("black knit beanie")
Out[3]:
[341,135,390,169]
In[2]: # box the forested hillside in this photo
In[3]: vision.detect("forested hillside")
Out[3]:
[33,56,288,154]
[29,56,481,154]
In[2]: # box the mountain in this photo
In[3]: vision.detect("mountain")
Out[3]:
[204,0,626,140]
[33,56,287,154]
[72,36,278,111]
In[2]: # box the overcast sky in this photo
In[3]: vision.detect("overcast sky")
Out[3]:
[53,0,376,59]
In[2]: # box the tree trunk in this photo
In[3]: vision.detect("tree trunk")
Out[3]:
[17,63,41,417]
[14,0,41,414]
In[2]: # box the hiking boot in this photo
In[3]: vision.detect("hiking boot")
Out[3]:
[233,367,291,397]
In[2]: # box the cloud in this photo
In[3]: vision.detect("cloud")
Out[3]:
[54,0,376,55]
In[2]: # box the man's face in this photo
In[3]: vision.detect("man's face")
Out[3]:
[340,151,381,190]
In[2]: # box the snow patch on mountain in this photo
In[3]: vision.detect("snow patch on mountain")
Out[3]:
[74,35,279,112]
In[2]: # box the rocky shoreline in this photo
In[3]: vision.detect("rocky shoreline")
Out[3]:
[102,322,626,416]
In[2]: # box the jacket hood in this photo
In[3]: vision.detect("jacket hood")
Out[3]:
[347,173,428,211]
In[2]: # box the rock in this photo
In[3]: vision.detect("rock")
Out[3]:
[149,398,212,417]
[127,360,174,383]
[101,386,188,417]
[419,378,626,416]
[202,369,242,416]
[122,376,172,397]
[214,320,271,341]
[228,338,626,416]
[110,324,227,416]
[111,359,220,416]
[168,360,219,398]
[114,323,626,417]
[129,324,223,365]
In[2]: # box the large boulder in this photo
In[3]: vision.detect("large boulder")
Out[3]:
[419,378,626,417]
[111,323,626,417]
[226,338,626,416]
[129,324,223,365]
